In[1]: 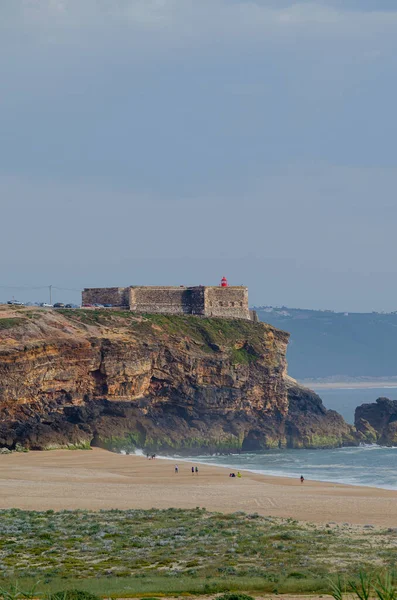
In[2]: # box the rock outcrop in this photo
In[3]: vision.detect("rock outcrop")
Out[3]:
[355,397,397,445]
[0,306,356,452]
[286,379,356,448]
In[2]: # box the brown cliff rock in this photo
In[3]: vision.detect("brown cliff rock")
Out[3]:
[0,306,355,452]
[355,397,397,445]
[286,379,357,448]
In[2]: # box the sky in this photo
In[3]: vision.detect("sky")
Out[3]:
[2,0,397,311]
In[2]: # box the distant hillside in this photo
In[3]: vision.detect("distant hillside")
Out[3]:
[255,306,397,381]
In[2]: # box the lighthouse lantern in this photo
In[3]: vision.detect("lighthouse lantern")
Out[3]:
[220,276,229,287]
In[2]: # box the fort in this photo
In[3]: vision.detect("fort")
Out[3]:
[82,277,251,320]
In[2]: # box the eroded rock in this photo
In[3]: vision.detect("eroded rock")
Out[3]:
[0,307,356,452]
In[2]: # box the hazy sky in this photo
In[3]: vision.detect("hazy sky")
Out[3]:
[2,0,397,311]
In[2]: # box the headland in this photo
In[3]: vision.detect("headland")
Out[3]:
[0,304,355,452]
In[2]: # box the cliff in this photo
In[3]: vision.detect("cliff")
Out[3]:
[0,306,355,452]
[355,397,397,445]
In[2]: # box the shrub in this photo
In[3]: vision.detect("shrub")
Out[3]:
[0,581,38,600]
[48,591,100,600]
[15,443,28,453]
[216,594,255,600]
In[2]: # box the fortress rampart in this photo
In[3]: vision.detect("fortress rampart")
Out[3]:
[82,283,251,320]
[81,287,129,307]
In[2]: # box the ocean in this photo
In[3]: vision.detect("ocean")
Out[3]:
[313,385,397,424]
[174,445,397,490]
[159,387,397,490]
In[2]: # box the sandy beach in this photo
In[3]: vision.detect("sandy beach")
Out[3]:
[0,447,395,526]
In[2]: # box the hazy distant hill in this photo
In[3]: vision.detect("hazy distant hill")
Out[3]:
[255,307,397,381]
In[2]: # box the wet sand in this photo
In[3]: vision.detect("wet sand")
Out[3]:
[0,448,396,526]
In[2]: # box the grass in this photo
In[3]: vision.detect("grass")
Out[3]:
[0,508,394,596]
[0,575,332,597]
[1,572,397,599]
[0,318,27,330]
[142,313,269,352]
[57,310,271,363]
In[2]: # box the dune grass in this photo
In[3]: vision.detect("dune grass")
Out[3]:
[0,574,333,597]
[0,508,394,596]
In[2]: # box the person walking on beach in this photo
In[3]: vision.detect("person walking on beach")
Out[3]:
[195,466,199,474]
[191,466,195,474]
[175,464,179,474]
[300,475,304,484]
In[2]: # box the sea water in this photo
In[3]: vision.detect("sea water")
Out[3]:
[161,387,397,490]
[313,385,397,424]
[176,445,397,490]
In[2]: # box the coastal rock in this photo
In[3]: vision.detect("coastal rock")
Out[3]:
[0,307,356,452]
[286,380,356,448]
[355,397,397,445]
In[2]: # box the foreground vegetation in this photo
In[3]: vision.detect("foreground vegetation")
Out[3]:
[0,508,395,596]
[3,576,397,600]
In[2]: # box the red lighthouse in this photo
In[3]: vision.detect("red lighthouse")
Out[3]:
[220,276,229,287]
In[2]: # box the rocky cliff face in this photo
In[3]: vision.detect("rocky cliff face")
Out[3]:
[355,397,397,445]
[285,379,356,448]
[0,306,355,452]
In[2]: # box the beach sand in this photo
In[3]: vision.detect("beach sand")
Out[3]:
[0,448,396,526]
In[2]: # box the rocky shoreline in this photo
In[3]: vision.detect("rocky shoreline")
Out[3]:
[355,397,397,446]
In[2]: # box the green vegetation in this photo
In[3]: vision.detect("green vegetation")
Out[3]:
[58,309,267,363]
[57,309,135,327]
[216,594,254,600]
[98,433,244,453]
[289,434,347,449]
[48,590,100,600]
[330,572,397,600]
[43,441,92,451]
[0,318,27,330]
[142,313,267,354]
[14,443,29,453]
[0,580,40,600]
[98,432,146,453]
[0,509,395,596]
[230,347,258,365]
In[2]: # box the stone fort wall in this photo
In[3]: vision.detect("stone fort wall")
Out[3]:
[129,287,196,315]
[82,287,129,307]
[82,285,250,319]
[204,286,249,319]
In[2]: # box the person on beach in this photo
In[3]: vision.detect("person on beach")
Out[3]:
[195,466,199,474]
[191,466,195,474]
[175,464,179,474]
[300,475,304,484]
[237,471,242,478]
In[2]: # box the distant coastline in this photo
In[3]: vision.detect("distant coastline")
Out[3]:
[303,380,397,390]
[257,306,397,382]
